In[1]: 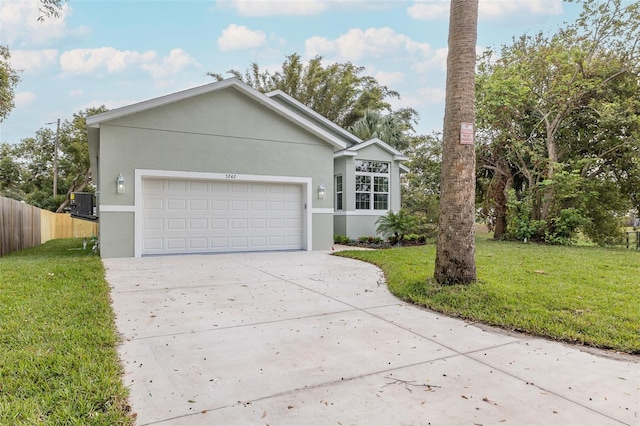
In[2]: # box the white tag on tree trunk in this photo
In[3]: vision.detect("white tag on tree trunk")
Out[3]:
[460,122,474,145]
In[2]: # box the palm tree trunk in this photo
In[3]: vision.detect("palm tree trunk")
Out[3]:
[434,0,478,284]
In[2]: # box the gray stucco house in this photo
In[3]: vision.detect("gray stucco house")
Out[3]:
[87,78,407,258]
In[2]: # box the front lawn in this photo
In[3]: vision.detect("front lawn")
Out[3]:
[0,239,132,424]
[336,240,640,354]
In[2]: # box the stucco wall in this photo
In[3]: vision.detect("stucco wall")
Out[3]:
[95,87,335,257]
[312,213,333,250]
[333,144,403,240]
[99,212,134,258]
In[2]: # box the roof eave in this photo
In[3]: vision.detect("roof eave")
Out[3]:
[85,78,348,150]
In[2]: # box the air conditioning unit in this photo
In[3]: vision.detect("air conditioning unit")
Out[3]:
[70,192,98,221]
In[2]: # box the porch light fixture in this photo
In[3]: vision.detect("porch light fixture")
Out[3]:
[116,173,126,194]
[318,182,326,199]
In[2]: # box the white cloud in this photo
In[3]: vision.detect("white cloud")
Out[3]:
[417,87,446,104]
[305,27,432,62]
[0,0,90,47]
[141,49,199,80]
[217,24,267,52]
[69,89,84,98]
[219,0,327,16]
[375,71,404,87]
[407,0,564,21]
[407,1,449,20]
[413,47,448,73]
[15,92,37,108]
[10,49,59,73]
[480,0,564,19]
[59,47,157,74]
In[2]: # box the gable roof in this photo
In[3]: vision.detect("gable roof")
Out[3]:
[265,90,362,147]
[86,78,348,150]
[334,138,409,162]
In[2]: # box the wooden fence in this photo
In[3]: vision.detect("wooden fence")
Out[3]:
[0,196,98,257]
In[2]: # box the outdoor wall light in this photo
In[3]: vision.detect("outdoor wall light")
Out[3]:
[116,173,126,194]
[318,182,326,199]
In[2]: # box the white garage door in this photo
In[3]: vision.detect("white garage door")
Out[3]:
[141,178,303,255]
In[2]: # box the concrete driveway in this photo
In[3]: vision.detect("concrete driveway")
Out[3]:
[104,250,638,425]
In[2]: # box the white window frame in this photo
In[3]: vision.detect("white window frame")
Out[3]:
[335,175,343,211]
[355,160,389,211]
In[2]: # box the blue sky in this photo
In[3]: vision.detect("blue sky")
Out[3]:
[1,0,583,144]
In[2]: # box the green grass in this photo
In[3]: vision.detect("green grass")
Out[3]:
[0,239,132,425]
[336,240,640,354]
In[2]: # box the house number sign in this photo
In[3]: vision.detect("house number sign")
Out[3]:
[225,174,237,179]
[460,122,474,145]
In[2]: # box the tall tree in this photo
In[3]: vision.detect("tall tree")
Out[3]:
[38,0,66,21]
[476,0,640,245]
[434,0,478,284]
[208,53,407,129]
[0,46,20,123]
[402,133,442,237]
[54,106,107,212]
[348,108,417,151]
[3,107,107,212]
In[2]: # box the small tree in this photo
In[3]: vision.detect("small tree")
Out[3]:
[376,210,417,245]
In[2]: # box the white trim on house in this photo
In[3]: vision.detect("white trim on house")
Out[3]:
[311,208,334,214]
[99,205,135,212]
[333,150,358,158]
[266,90,363,146]
[133,169,313,258]
[333,210,393,216]
[334,137,409,161]
[86,78,348,151]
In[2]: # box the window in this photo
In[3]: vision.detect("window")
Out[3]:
[335,175,343,210]
[355,160,389,210]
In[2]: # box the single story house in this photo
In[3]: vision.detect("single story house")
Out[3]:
[86,78,408,258]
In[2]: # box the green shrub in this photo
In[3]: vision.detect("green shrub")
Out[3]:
[375,209,419,242]
[333,235,352,245]
[403,233,427,244]
[358,236,384,244]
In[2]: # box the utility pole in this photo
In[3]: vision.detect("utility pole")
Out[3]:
[53,118,60,197]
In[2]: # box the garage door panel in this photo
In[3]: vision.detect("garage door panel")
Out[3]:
[144,238,164,250]
[167,218,186,230]
[287,235,302,245]
[189,181,208,192]
[189,218,207,230]
[210,237,228,248]
[231,218,248,230]
[211,200,228,211]
[189,238,208,249]
[251,200,267,211]
[211,218,228,230]
[288,218,301,228]
[144,198,164,210]
[231,200,248,211]
[166,238,186,250]
[142,178,303,255]
[190,199,208,210]
[231,236,248,248]
[288,201,302,211]
[167,199,186,210]
[270,201,285,212]
[251,184,267,193]
[144,218,164,230]
[167,180,186,191]
[251,219,267,229]
[232,183,248,193]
